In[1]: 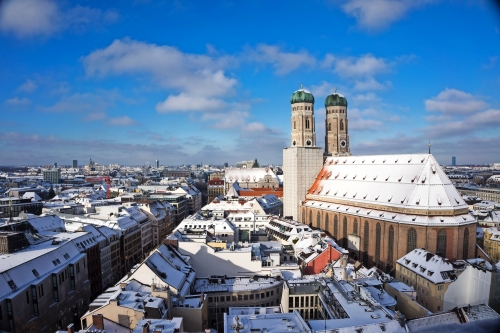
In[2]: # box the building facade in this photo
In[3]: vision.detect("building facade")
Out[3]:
[283,87,323,220]
[301,154,477,271]
[324,91,350,156]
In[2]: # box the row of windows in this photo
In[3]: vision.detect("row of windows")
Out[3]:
[293,106,313,111]
[327,109,346,114]
[209,300,279,314]
[308,209,471,263]
[208,289,278,303]
[326,120,345,131]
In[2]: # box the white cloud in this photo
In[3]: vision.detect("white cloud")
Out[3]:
[5,97,30,105]
[425,88,487,114]
[348,108,384,130]
[353,92,380,104]
[0,0,119,38]
[83,38,237,99]
[245,44,316,75]
[156,93,226,113]
[483,56,498,69]
[353,77,391,90]
[41,90,122,113]
[332,54,390,78]
[424,109,500,139]
[311,81,343,98]
[17,79,37,92]
[340,0,435,30]
[202,111,249,129]
[107,116,137,126]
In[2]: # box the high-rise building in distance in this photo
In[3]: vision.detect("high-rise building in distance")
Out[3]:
[155,159,160,168]
[452,156,456,166]
[73,159,78,168]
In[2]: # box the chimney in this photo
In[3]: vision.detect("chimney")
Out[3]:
[142,321,150,333]
[67,323,75,333]
[92,314,105,330]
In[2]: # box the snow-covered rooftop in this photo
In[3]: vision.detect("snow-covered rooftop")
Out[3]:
[305,154,473,226]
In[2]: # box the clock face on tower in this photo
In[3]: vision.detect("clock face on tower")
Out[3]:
[306,140,312,146]
[340,140,346,148]
[292,140,297,146]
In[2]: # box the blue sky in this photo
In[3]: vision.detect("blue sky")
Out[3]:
[1,0,499,166]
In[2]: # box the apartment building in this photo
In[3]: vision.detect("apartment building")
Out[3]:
[0,232,90,332]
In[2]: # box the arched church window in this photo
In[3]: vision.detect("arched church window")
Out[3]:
[463,228,469,259]
[294,121,296,130]
[317,212,321,228]
[306,118,310,129]
[340,119,344,131]
[309,210,312,225]
[328,123,331,131]
[334,216,338,240]
[388,226,394,265]
[343,217,347,248]
[407,228,417,253]
[364,221,369,263]
[437,229,447,257]
[325,214,330,232]
[375,223,381,264]
[353,219,358,234]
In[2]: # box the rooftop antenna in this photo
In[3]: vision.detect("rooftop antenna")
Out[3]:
[300,84,304,89]
[428,139,431,155]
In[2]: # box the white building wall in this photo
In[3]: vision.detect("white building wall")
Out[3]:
[176,242,262,277]
[283,146,323,221]
[443,265,492,311]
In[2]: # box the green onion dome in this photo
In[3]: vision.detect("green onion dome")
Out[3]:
[290,86,314,104]
[325,92,348,107]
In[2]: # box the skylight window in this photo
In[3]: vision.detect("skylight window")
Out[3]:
[32,269,39,277]
[7,280,17,291]
[64,253,70,260]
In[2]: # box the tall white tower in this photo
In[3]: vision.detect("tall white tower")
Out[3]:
[283,87,323,221]
[324,90,351,156]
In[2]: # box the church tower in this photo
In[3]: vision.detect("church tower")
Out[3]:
[290,86,316,147]
[283,86,323,221]
[324,90,351,156]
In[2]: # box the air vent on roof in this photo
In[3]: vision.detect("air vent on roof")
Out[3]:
[392,214,397,219]
[412,216,417,221]
[334,172,339,179]
[421,158,425,163]
[421,176,426,183]
[395,159,398,163]
[383,159,386,163]
[344,174,348,179]
[372,159,375,163]
[408,158,412,163]
[437,198,442,205]
[334,190,338,195]
[411,175,417,183]
[343,159,347,163]
[325,190,330,194]
[329,159,333,165]
[353,193,357,198]
[353,174,356,179]
[431,164,436,174]
[385,176,389,181]
[388,196,392,202]
[375,195,379,200]
[363,175,366,180]
[416,198,420,205]
[401,197,406,204]
[455,198,460,204]
[398,176,403,182]
[440,217,444,222]
[362,159,365,163]
[367,210,371,215]
[343,191,347,197]
[373,175,377,180]
[363,194,367,199]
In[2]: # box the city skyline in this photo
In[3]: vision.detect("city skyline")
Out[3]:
[1,0,500,166]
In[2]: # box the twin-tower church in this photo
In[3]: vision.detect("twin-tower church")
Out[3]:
[283,87,475,272]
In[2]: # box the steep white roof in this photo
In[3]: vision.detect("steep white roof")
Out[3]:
[305,154,473,226]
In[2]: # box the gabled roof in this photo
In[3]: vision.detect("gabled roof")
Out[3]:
[396,248,456,284]
[306,154,473,226]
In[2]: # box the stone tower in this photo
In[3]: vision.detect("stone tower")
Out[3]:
[283,86,323,221]
[324,90,351,156]
[290,86,316,147]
